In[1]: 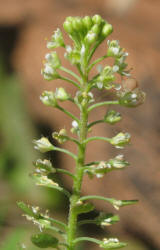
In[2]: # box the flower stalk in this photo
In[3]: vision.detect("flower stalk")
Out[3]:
[18,15,145,250]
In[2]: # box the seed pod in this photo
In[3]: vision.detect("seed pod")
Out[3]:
[122,78,139,92]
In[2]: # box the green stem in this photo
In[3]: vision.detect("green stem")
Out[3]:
[88,119,104,128]
[88,100,119,112]
[57,105,79,122]
[73,237,101,245]
[53,146,77,160]
[60,66,82,84]
[47,217,67,231]
[60,76,80,89]
[66,90,89,249]
[56,168,75,180]
[87,55,108,73]
[84,136,111,144]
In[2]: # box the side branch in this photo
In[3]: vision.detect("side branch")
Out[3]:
[88,100,119,112]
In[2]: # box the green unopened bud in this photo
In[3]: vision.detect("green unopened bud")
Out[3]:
[52,129,67,144]
[83,16,93,30]
[45,52,61,69]
[91,24,101,35]
[34,159,55,175]
[72,17,83,31]
[63,20,73,34]
[110,132,131,148]
[33,137,54,153]
[55,87,70,101]
[47,28,65,49]
[108,155,129,169]
[92,14,102,25]
[65,46,80,65]
[102,23,113,37]
[84,31,97,45]
[41,63,59,81]
[119,89,146,107]
[40,91,57,107]
[104,110,122,125]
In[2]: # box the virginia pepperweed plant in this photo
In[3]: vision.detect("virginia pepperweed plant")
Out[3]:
[18,15,145,249]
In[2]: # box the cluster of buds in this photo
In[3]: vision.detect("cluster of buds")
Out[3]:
[63,15,113,47]
[41,52,61,80]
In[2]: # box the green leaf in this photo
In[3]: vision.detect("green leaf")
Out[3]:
[100,238,127,249]
[31,233,58,248]
[73,202,94,215]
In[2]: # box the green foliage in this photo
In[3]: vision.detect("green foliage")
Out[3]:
[18,15,145,249]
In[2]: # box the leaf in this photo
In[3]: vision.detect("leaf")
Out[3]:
[73,202,94,215]
[31,233,58,248]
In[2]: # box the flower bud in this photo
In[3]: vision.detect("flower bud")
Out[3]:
[84,31,97,45]
[34,159,55,175]
[41,63,59,81]
[33,137,54,153]
[102,23,113,37]
[82,16,93,30]
[47,28,65,49]
[119,89,146,108]
[45,52,61,69]
[110,132,131,148]
[108,155,129,169]
[104,110,122,125]
[91,24,101,35]
[40,91,57,107]
[72,17,83,31]
[55,87,70,101]
[107,40,120,57]
[92,14,102,25]
[52,129,68,144]
[63,20,73,34]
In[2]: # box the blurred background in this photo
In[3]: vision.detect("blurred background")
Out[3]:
[0,0,160,249]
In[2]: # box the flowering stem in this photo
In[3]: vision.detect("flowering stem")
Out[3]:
[66,80,89,249]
